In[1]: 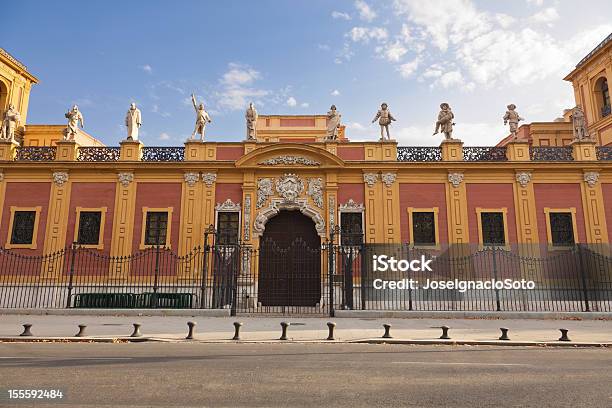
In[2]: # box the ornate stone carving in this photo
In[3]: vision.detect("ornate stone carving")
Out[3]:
[215,198,241,212]
[276,173,304,203]
[372,102,396,140]
[571,105,590,141]
[243,195,251,241]
[433,103,455,140]
[202,172,217,187]
[0,104,20,141]
[190,93,212,141]
[381,172,397,187]
[339,199,365,212]
[515,171,532,188]
[64,105,84,141]
[257,178,274,208]
[246,102,258,140]
[307,178,324,208]
[253,198,325,237]
[363,172,378,187]
[184,172,199,187]
[125,103,142,141]
[258,156,320,166]
[326,105,341,140]
[329,196,336,227]
[52,171,69,187]
[503,104,524,141]
[584,171,599,187]
[118,172,134,187]
[448,172,464,188]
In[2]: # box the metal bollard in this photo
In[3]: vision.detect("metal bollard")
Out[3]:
[19,324,33,337]
[186,321,196,340]
[130,323,142,338]
[498,327,510,341]
[382,323,392,339]
[326,322,336,340]
[558,328,571,342]
[280,322,290,340]
[75,324,87,337]
[439,325,451,340]
[232,322,243,340]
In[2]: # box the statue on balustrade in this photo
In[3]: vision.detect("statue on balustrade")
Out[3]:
[0,104,20,142]
[64,105,84,141]
[245,102,258,140]
[372,102,396,140]
[503,104,524,141]
[190,93,212,141]
[326,105,341,140]
[571,105,589,141]
[125,103,142,141]
[433,103,455,140]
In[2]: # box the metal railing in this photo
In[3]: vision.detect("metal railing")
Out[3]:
[463,146,507,161]
[397,147,442,162]
[597,146,612,161]
[1,241,611,315]
[77,147,120,162]
[14,146,57,161]
[141,147,185,162]
[530,146,574,161]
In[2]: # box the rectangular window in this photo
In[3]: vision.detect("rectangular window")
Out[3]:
[340,212,363,246]
[480,212,506,245]
[549,212,575,246]
[217,212,239,245]
[144,211,169,246]
[10,211,36,245]
[412,212,436,245]
[77,211,102,245]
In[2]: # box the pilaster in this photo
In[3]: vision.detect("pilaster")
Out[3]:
[580,170,608,244]
[513,170,539,244]
[381,172,400,243]
[178,172,203,260]
[440,139,463,161]
[41,170,72,279]
[363,172,383,243]
[325,172,338,237]
[200,171,217,245]
[109,171,138,262]
[445,171,469,243]
[241,171,256,244]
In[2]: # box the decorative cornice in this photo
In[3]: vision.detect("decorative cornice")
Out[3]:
[184,172,199,187]
[515,171,532,188]
[117,172,134,187]
[215,198,241,212]
[583,171,600,187]
[363,173,378,188]
[381,172,397,187]
[202,172,217,187]
[339,199,365,212]
[448,172,464,188]
[258,155,320,166]
[52,171,69,187]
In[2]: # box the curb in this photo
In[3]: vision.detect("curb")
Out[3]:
[334,310,612,320]
[354,338,612,347]
[0,308,231,317]
[0,336,151,343]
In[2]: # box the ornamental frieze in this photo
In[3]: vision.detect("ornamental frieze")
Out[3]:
[258,155,320,166]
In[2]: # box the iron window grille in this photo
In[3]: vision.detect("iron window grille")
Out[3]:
[480,212,505,245]
[340,212,363,246]
[549,212,575,246]
[412,212,436,245]
[10,211,36,245]
[77,211,102,245]
[144,212,169,246]
[216,212,240,245]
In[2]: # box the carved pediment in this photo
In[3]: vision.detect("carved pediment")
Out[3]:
[235,143,345,168]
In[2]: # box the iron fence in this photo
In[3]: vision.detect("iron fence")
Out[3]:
[0,240,611,315]
[463,146,507,161]
[141,147,185,162]
[14,146,57,161]
[77,147,120,162]
[530,146,574,161]
[397,147,442,162]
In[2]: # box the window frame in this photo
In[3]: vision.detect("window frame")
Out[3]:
[407,207,439,249]
[6,206,42,249]
[544,207,578,249]
[339,211,365,246]
[73,207,107,249]
[215,211,241,245]
[476,208,510,249]
[140,207,173,249]
[214,200,242,246]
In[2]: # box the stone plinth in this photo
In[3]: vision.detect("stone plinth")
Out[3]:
[440,139,463,161]
[55,140,78,161]
[119,139,144,161]
[0,139,19,161]
[505,141,530,161]
[571,139,597,161]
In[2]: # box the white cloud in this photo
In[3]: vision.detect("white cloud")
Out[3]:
[318,44,331,51]
[141,64,153,74]
[348,122,367,131]
[332,11,351,20]
[355,0,377,22]
[221,63,260,86]
[348,27,388,43]
[159,132,171,140]
[380,41,408,62]
[331,89,341,96]
[397,57,420,78]
[301,102,309,108]
[394,122,507,146]
[286,96,297,107]
[216,63,269,111]
[526,0,544,6]
[531,7,559,24]
[334,43,355,64]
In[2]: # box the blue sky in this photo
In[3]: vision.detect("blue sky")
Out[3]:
[3,0,611,146]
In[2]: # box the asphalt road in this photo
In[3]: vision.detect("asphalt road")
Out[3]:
[0,343,610,408]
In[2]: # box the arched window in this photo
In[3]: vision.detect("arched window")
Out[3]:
[595,77,611,118]
[0,80,8,118]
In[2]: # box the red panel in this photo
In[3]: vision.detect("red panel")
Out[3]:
[466,184,517,244]
[132,183,182,253]
[337,146,365,160]
[0,182,51,255]
[398,184,448,244]
[338,184,364,206]
[65,183,116,252]
[534,183,586,243]
[279,118,315,127]
[216,146,243,160]
[215,183,242,206]
[600,183,612,240]
[278,138,317,143]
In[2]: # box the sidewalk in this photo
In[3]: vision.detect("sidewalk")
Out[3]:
[1,314,611,344]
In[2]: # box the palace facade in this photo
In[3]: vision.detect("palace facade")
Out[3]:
[0,34,611,259]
